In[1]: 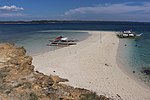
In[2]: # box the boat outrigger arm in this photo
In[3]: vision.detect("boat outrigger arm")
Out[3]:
[47,36,78,46]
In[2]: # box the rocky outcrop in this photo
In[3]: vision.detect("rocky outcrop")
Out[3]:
[0,43,111,100]
[142,67,150,75]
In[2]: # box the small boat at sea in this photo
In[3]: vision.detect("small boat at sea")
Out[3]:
[47,36,78,46]
[116,30,143,38]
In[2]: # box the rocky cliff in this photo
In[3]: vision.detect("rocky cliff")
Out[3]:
[0,43,111,100]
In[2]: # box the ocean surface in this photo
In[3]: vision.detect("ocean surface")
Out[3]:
[0,21,150,85]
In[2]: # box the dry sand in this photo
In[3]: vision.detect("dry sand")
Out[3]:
[33,31,150,100]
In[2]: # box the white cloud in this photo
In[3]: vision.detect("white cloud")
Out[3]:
[64,2,150,21]
[0,5,25,18]
[0,5,24,12]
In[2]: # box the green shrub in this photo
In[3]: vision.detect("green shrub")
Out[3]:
[29,92,38,100]
[80,92,98,100]
[80,92,111,100]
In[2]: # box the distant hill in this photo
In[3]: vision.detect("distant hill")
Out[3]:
[0,20,149,24]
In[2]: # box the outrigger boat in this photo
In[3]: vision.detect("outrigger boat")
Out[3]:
[116,30,143,38]
[47,36,78,46]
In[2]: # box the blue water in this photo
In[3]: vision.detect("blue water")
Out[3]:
[0,21,150,85]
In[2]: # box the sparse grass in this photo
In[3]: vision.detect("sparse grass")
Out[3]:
[23,82,32,89]
[14,82,32,89]
[80,92,99,100]
[14,83,23,88]
[29,92,38,100]
[80,92,110,100]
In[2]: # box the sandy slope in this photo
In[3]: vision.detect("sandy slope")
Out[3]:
[33,31,150,100]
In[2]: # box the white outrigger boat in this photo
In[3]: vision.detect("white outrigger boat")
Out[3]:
[47,36,78,46]
[117,30,143,38]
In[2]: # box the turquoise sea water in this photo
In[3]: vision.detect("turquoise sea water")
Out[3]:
[15,30,89,56]
[0,22,150,85]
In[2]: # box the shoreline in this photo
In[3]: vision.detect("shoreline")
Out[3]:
[33,31,150,100]
[117,39,150,89]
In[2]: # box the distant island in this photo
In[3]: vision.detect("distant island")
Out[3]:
[0,20,149,24]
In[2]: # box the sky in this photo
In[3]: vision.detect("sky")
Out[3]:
[0,0,150,22]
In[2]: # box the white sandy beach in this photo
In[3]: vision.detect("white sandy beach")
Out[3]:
[33,31,150,100]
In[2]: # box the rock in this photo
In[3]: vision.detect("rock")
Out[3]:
[24,56,32,65]
[35,75,54,87]
[15,47,26,56]
[51,75,69,84]
[0,43,14,49]
[105,63,109,66]
[116,94,122,100]
[143,70,150,75]
[141,67,150,75]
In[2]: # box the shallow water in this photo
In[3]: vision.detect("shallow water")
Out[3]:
[118,37,150,86]
[15,30,89,56]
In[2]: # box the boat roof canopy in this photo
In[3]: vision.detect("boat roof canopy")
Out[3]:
[123,30,132,34]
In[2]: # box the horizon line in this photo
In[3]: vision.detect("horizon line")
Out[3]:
[0,20,150,23]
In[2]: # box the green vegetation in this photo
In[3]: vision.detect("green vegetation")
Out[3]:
[80,92,110,100]
[80,92,99,100]
[29,92,38,100]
